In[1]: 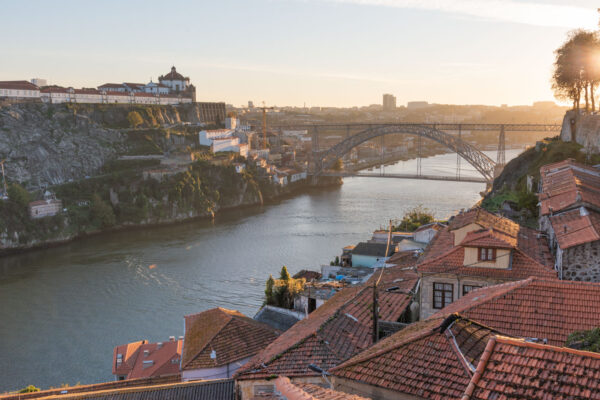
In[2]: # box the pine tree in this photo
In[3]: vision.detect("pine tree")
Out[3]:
[265,274,275,305]
[280,266,291,282]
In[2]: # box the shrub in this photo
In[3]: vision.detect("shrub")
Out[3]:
[127,111,144,128]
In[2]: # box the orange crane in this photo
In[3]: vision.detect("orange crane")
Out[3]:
[258,102,274,149]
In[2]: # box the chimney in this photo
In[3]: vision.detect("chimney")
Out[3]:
[169,336,175,342]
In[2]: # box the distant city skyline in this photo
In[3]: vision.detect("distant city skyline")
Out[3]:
[1,0,598,107]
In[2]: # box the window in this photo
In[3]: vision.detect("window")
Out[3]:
[478,247,496,261]
[462,284,482,296]
[433,282,453,309]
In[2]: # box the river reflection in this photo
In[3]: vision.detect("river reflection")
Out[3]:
[0,149,523,391]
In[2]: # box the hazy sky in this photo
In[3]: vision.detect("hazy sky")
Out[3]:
[1,0,598,107]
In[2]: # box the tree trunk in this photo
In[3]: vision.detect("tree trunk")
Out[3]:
[592,82,596,112]
[585,83,589,112]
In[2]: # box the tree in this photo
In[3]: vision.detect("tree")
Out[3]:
[7,183,30,209]
[19,385,40,393]
[332,158,343,171]
[127,111,144,128]
[280,265,291,282]
[395,205,435,232]
[265,275,275,305]
[552,30,600,111]
[90,194,116,228]
[566,327,600,353]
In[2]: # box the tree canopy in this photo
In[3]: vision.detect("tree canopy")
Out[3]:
[552,29,600,111]
[393,205,435,232]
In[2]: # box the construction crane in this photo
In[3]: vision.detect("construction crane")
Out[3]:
[0,159,7,199]
[258,101,275,149]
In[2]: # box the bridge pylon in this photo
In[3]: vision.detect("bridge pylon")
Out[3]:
[495,125,506,178]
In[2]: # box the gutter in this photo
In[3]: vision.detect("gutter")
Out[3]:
[461,336,497,400]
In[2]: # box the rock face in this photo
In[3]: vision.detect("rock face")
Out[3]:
[0,103,125,187]
[561,110,600,152]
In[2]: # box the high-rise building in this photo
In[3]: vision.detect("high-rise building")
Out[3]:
[248,100,254,108]
[382,94,396,111]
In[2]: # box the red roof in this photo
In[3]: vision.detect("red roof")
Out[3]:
[236,280,417,380]
[182,308,279,370]
[98,83,125,89]
[332,315,504,400]
[463,336,600,400]
[431,278,600,346]
[0,80,39,90]
[418,208,555,280]
[112,339,182,380]
[550,207,600,249]
[159,66,189,82]
[74,88,101,95]
[40,85,68,93]
[539,159,600,215]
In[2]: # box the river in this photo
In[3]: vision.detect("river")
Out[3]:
[0,148,523,392]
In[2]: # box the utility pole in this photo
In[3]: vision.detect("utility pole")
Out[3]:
[373,219,392,343]
[259,101,275,150]
[0,159,7,198]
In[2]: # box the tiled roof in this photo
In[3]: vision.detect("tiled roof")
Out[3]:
[539,159,600,215]
[0,376,181,400]
[98,83,125,89]
[236,283,415,380]
[351,242,394,257]
[74,88,101,95]
[0,80,40,90]
[40,85,68,93]
[385,250,420,268]
[259,377,369,400]
[549,207,600,249]
[254,306,303,332]
[112,339,182,380]
[431,278,600,346]
[459,228,516,249]
[160,66,188,81]
[463,336,600,400]
[182,307,279,370]
[0,380,235,400]
[293,270,322,281]
[418,208,555,280]
[364,264,419,293]
[418,246,557,280]
[331,315,504,400]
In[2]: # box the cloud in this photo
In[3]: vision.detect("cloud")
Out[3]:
[315,0,598,29]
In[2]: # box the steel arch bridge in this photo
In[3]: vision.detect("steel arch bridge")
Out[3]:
[313,124,496,182]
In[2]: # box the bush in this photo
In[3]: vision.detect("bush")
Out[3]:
[90,194,116,228]
[19,385,40,393]
[7,183,30,209]
[127,111,144,128]
[394,205,435,232]
[566,327,600,353]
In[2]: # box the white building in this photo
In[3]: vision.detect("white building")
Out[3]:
[211,137,240,153]
[159,66,190,92]
[225,116,237,130]
[0,81,40,99]
[40,86,70,103]
[199,129,234,146]
[143,81,170,95]
[29,199,62,219]
[30,78,47,87]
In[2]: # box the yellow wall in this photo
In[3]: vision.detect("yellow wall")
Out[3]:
[451,223,482,245]
[463,247,511,269]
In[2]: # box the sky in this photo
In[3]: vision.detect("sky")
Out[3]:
[1,0,599,107]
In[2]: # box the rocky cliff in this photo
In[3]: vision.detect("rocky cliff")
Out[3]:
[560,110,600,153]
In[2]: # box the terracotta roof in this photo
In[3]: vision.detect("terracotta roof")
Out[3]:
[0,380,235,400]
[98,83,125,89]
[0,375,181,400]
[364,264,419,293]
[539,159,600,215]
[414,222,446,233]
[385,250,420,268]
[0,80,39,90]
[459,228,516,249]
[431,278,600,346]
[549,207,600,249]
[261,377,369,400]
[236,283,415,380]
[112,339,182,380]
[74,88,101,95]
[418,246,556,281]
[463,336,600,400]
[40,86,68,93]
[332,315,504,400]
[160,66,188,82]
[418,208,555,280]
[182,307,279,370]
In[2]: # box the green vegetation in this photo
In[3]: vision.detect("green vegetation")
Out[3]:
[332,158,343,171]
[127,111,144,128]
[393,205,435,232]
[264,266,305,309]
[18,385,40,393]
[566,327,600,353]
[482,138,600,220]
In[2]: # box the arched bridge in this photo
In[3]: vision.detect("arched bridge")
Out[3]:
[314,124,496,182]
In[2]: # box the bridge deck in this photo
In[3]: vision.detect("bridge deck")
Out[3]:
[317,172,488,183]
